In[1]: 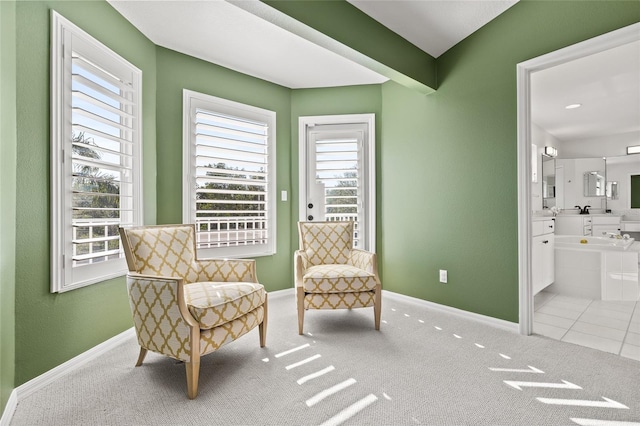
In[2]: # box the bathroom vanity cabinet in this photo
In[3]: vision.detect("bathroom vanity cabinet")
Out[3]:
[622,221,640,232]
[555,214,621,236]
[592,215,622,237]
[532,218,555,295]
[555,215,591,235]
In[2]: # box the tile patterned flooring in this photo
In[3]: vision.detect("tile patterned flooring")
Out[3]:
[534,290,640,361]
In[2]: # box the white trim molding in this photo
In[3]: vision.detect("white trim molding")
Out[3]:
[516,22,640,336]
[0,390,17,426]
[382,290,519,333]
[50,11,143,292]
[182,89,277,259]
[1,328,135,424]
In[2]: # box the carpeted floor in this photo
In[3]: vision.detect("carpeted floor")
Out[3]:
[9,291,640,425]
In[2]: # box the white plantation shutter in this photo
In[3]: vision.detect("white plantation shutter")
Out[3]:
[51,12,142,292]
[315,135,361,246]
[315,136,360,216]
[183,91,276,258]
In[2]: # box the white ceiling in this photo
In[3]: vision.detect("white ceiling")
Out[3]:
[107,0,518,88]
[348,0,518,58]
[108,0,639,142]
[108,0,389,89]
[531,40,640,141]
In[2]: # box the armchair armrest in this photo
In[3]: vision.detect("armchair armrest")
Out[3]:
[348,249,379,276]
[197,259,257,283]
[125,273,198,361]
[294,250,307,288]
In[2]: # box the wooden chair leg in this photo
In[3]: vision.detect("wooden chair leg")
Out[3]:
[185,326,201,399]
[259,294,268,347]
[185,361,200,399]
[296,286,305,335]
[135,347,148,366]
[374,284,382,330]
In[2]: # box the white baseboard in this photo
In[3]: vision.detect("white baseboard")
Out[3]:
[0,389,17,426]
[267,287,294,300]
[15,327,136,401]
[0,327,135,425]
[382,290,519,333]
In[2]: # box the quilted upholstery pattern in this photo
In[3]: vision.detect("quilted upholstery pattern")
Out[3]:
[200,306,264,354]
[348,249,377,273]
[295,221,381,334]
[127,276,193,362]
[302,264,377,293]
[120,224,267,398]
[185,282,266,329]
[299,221,353,266]
[304,292,376,310]
[123,225,200,283]
[198,259,256,282]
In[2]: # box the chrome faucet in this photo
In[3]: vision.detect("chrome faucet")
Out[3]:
[602,232,621,239]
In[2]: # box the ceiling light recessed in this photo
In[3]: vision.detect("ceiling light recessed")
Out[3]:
[565,103,582,109]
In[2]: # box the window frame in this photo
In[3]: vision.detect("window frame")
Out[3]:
[182,89,276,258]
[50,11,143,293]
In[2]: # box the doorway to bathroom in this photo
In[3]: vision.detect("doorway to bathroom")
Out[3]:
[517,23,640,359]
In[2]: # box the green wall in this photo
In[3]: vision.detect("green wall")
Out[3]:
[0,0,17,414]
[378,0,640,322]
[155,47,293,291]
[13,0,157,385]
[3,0,639,419]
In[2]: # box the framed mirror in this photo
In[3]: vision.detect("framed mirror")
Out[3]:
[583,171,605,197]
[542,156,555,208]
[606,181,619,200]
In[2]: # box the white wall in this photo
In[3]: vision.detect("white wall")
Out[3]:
[606,155,640,219]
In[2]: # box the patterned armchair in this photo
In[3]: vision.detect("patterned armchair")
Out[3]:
[295,221,381,334]
[119,224,267,399]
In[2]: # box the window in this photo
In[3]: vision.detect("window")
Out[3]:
[51,12,142,292]
[183,90,276,258]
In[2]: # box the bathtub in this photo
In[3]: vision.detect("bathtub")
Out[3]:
[549,236,639,301]
[555,235,636,251]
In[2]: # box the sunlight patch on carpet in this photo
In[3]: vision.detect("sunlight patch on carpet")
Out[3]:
[297,366,335,385]
[319,394,378,426]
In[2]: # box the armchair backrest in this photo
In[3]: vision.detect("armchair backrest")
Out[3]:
[298,221,353,266]
[119,224,200,283]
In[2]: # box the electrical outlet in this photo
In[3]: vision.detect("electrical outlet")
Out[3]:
[439,269,448,283]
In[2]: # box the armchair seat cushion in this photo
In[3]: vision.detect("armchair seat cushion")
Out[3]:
[302,264,377,293]
[184,282,266,330]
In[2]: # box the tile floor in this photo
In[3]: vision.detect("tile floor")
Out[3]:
[534,290,640,361]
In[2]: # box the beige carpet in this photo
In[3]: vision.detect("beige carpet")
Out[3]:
[9,291,640,425]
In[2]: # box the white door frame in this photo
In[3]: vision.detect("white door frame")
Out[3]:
[299,114,376,251]
[516,23,640,335]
